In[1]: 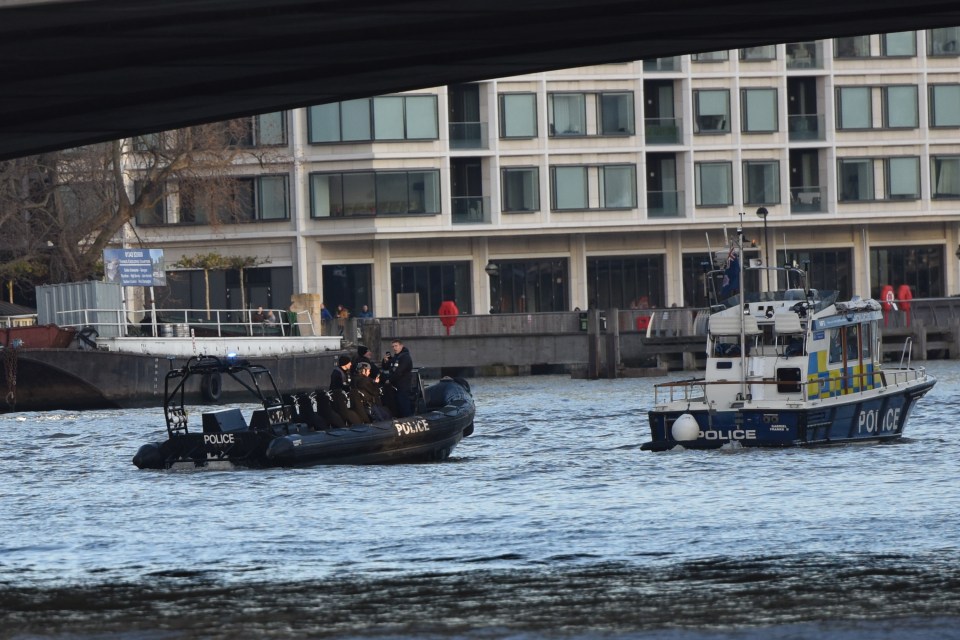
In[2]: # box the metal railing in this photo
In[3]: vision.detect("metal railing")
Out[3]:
[451,196,491,224]
[653,366,928,405]
[644,117,682,144]
[449,121,488,149]
[55,307,315,338]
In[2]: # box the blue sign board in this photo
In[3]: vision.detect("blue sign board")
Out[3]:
[103,248,166,287]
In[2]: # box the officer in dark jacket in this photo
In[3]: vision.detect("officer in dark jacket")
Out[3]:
[353,345,380,379]
[383,338,414,417]
[330,354,353,392]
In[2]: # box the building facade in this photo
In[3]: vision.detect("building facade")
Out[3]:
[133,28,960,318]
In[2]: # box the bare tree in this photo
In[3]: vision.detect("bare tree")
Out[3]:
[0,119,259,293]
[172,252,271,319]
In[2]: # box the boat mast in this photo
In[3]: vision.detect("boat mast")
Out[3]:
[736,215,748,402]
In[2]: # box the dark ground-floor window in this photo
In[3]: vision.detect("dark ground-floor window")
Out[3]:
[391,261,473,316]
[871,245,943,299]
[159,266,292,320]
[587,255,665,309]
[488,258,568,313]
[787,248,852,299]
[681,252,714,308]
[323,264,373,317]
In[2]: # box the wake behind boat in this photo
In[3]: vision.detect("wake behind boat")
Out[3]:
[642,225,935,451]
[133,355,475,469]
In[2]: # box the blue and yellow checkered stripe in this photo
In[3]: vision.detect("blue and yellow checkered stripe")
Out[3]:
[807,351,877,399]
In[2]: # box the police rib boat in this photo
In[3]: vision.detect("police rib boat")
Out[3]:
[133,355,475,469]
[642,226,935,452]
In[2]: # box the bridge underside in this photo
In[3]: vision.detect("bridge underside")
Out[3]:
[2,0,959,159]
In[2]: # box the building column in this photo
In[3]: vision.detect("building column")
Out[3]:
[373,239,392,316]
[569,234,587,310]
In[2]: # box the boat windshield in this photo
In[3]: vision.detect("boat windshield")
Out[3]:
[705,265,836,311]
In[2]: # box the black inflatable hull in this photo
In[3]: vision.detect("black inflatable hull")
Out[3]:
[133,379,475,469]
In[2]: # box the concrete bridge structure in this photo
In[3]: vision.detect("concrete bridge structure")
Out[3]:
[2,0,960,160]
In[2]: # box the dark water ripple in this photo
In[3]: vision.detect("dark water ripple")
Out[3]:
[2,362,960,638]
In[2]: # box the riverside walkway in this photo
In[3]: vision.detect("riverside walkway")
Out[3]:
[355,297,960,377]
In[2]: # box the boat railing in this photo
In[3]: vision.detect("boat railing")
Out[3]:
[55,307,316,339]
[655,365,927,405]
[898,336,913,369]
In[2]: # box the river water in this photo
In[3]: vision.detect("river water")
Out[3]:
[2,361,959,639]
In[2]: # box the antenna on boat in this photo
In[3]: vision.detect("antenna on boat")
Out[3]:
[736,213,749,402]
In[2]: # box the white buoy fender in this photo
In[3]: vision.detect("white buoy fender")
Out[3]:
[671,413,700,441]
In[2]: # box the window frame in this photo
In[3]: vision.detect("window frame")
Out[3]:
[693,89,731,134]
[694,161,733,207]
[880,31,917,57]
[739,45,777,61]
[501,166,541,213]
[309,169,442,218]
[837,156,920,202]
[930,84,960,128]
[740,87,779,133]
[742,160,781,205]
[307,95,439,144]
[549,164,638,211]
[882,85,919,129]
[499,92,538,138]
[931,155,960,199]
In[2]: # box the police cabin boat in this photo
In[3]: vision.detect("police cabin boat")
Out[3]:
[133,355,475,469]
[642,228,935,452]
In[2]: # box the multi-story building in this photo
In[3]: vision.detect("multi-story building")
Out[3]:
[133,28,960,319]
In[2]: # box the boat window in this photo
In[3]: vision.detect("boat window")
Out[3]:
[829,328,843,364]
[846,325,861,361]
[861,323,874,360]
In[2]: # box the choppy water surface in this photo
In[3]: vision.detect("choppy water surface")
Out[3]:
[2,362,959,639]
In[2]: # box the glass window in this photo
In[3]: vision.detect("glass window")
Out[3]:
[881,32,916,56]
[376,172,408,214]
[870,245,944,298]
[838,159,875,201]
[502,167,540,212]
[552,166,588,209]
[308,103,340,143]
[391,262,473,316]
[695,162,733,206]
[405,95,439,138]
[599,165,637,208]
[694,89,730,134]
[255,112,286,146]
[886,157,920,199]
[837,87,871,129]
[308,96,438,142]
[342,172,376,215]
[693,51,729,62]
[740,46,776,61]
[835,36,871,58]
[743,161,780,205]
[373,97,405,140]
[487,258,569,313]
[310,170,440,217]
[588,255,665,310]
[930,85,960,127]
[884,86,918,128]
[409,171,440,214]
[932,156,960,198]
[928,27,960,55]
[257,176,288,220]
[500,93,537,138]
[549,93,586,136]
[742,88,778,133]
[599,92,635,135]
[340,99,372,142]
[310,174,339,217]
[134,180,165,225]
